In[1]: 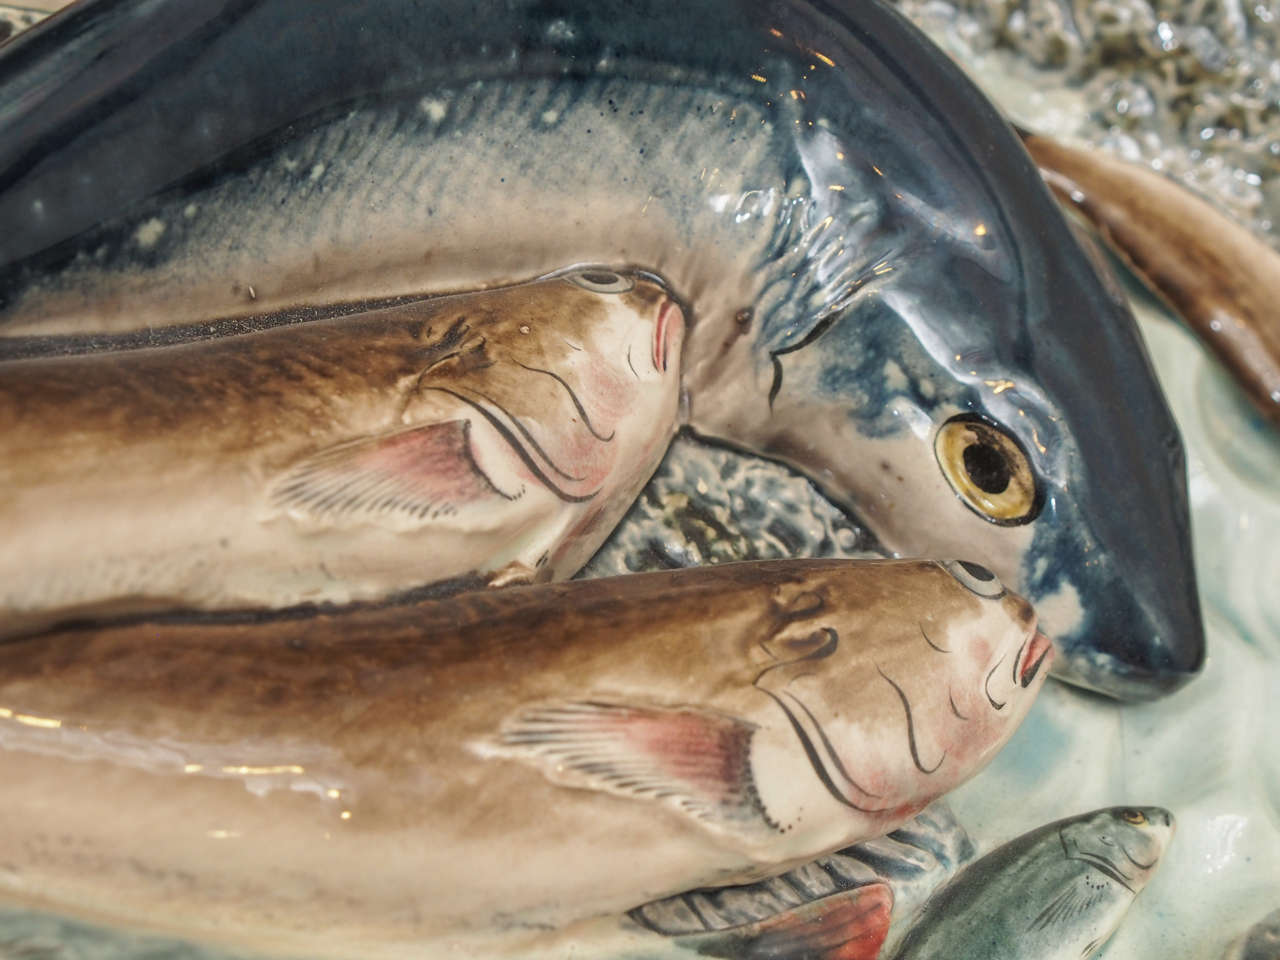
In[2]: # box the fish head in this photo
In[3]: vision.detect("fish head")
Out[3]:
[419,265,683,504]
[1060,806,1175,893]
[749,559,1052,826]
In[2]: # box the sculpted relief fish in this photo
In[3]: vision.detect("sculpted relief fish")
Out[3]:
[0,0,1201,698]
[0,268,683,636]
[887,806,1174,960]
[0,558,1050,957]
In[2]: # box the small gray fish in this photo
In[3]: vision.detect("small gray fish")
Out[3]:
[887,806,1174,960]
[1226,908,1280,960]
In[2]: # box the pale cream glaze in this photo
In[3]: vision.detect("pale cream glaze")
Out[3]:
[0,272,683,636]
[0,559,1050,958]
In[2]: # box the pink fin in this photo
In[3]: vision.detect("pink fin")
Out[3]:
[269,420,517,524]
[684,883,893,960]
[499,701,770,831]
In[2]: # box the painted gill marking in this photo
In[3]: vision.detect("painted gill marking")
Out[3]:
[423,387,598,504]
[751,628,891,814]
[1056,829,1138,893]
[781,688,884,800]
[514,360,615,442]
[875,665,946,775]
[626,345,639,379]
[985,658,1007,711]
[763,255,896,408]
[920,625,949,653]
[948,689,969,721]
[754,684,891,816]
[452,383,586,482]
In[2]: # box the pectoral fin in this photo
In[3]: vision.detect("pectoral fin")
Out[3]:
[678,883,892,960]
[496,701,774,835]
[268,420,518,525]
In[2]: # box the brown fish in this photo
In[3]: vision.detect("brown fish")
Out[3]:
[0,558,1051,958]
[0,266,684,637]
[1020,129,1280,428]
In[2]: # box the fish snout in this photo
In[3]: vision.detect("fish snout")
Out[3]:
[1018,630,1054,688]
[1050,585,1205,702]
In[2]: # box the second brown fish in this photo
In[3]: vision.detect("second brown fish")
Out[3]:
[0,266,684,637]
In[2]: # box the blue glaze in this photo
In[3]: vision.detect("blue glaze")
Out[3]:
[0,0,1202,698]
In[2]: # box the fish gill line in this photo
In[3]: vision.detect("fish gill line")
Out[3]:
[875,665,946,775]
[984,657,1008,711]
[752,684,891,816]
[459,384,587,483]
[948,688,969,721]
[763,255,897,409]
[513,360,615,442]
[422,386,598,504]
[920,624,950,653]
[780,688,883,800]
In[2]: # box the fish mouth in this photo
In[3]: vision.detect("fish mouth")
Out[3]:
[1017,629,1054,688]
[652,298,683,373]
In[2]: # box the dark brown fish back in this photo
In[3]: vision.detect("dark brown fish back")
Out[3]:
[1022,131,1280,427]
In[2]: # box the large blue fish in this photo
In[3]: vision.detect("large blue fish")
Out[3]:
[0,0,1201,698]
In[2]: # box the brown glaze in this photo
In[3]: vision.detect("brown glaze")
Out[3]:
[0,558,1049,957]
[1021,131,1280,428]
[0,269,683,634]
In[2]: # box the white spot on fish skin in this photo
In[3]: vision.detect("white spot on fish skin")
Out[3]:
[883,360,909,392]
[1037,579,1085,637]
[283,157,299,172]
[309,162,326,182]
[30,198,44,219]
[541,109,560,125]
[545,18,576,41]
[519,325,531,334]
[183,204,199,220]
[134,218,166,249]
[419,97,447,123]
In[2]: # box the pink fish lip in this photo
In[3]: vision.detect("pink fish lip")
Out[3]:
[1019,629,1055,688]
[653,298,683,374]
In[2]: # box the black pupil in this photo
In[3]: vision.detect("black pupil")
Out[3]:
[581,271,619,286]
[957,560,995,582]
[963,442,1011,494]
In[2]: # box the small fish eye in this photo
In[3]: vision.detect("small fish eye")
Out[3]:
[934,416,1040,526]
[942,559,1006,599]
[1120,809,1148,825]
[565,268,635,294]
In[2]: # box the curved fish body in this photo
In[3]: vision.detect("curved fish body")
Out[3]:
[629,800,974,958]
[887,806,1174,960]
[0,268,683,637]
[0,0,1200,698]
[1020,130,1280,430]
[0,558,1050,957]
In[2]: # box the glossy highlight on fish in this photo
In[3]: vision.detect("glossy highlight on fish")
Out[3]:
[0,0,1201,698]
[887,806,1174,960]
[0,267,683,637]
[0,558,1050,958]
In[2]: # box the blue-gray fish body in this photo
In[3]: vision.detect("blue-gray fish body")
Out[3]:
[0,0,1202,699]
[629,801,974,956]
[888,806,1174,960]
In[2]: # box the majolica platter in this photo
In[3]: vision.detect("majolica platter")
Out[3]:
[0,1,1276,957]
